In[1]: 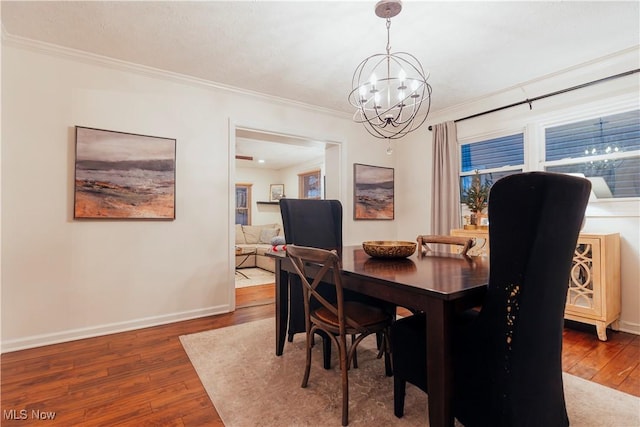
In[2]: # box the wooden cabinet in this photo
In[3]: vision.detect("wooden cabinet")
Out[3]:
[450,229,621,341]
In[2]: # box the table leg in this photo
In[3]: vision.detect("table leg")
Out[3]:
[425,298,455,427]
[275,259,288,356]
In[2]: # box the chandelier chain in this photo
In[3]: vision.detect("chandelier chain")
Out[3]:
[386,18,391,54]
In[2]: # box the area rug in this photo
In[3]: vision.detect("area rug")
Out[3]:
[180,318,640,427]
[235,268,275,288]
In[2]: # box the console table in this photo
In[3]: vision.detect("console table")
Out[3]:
[450,229,621,341]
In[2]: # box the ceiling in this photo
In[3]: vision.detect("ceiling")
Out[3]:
[235,128,326,170]
[2,1,639,167]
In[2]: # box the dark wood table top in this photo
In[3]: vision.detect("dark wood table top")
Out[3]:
[340,245,490,300]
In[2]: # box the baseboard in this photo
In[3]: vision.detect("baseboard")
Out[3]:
[1,304,231,353]
[617,320,640,336]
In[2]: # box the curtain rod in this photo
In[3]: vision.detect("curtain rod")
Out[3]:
[427,69,640,131]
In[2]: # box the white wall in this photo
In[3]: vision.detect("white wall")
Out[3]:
[1,39,396,351]
[396,47,640,334]
[236,166,283,226]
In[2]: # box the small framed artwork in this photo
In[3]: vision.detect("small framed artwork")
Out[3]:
[74,126,176,219]
[353,163,394,220]
[270,184,285,202]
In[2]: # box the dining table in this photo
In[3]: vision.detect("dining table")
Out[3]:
[269,244,490,427]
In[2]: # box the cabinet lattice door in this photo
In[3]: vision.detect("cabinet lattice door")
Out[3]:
[450,229,620,340]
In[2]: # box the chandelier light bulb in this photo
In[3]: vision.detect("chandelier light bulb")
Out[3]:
[398,69,406,85]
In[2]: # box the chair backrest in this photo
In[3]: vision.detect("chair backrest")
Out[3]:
[416,234,474,258]
[279,199,344,337]
[454,172,591,426]
[279,199,343,251]
[286,245,363,334]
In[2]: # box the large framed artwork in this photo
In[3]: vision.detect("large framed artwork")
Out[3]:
[353,163,394,220]
[74,126,176,219]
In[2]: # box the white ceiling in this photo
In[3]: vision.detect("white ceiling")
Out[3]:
[235,128,326,170]
[2,1,639,167]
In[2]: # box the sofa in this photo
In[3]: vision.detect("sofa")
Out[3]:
[235,223,284,273]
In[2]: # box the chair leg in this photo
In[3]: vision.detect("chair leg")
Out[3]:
[301,331,313,388]
[322,334,332,370]
[351,334,358,369]
[393,375,407,418]
[339,335,349,426]
[383,331,392,377]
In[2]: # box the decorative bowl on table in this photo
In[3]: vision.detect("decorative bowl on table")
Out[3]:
[362,241,417,259]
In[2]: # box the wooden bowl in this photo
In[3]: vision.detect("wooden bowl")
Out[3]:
[362,241,417,259]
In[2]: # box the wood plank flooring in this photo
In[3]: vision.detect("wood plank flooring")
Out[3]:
[2,284,638,426]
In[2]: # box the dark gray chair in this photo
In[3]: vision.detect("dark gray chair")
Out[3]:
[390,172,591,426]
[279,199,343,369]
[280,198,394,369]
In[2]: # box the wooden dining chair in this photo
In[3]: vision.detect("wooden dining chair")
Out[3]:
[416,234,474,258]
[287,244,393,426]
[391,172,591,426]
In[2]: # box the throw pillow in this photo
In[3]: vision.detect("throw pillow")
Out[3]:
[235,224,246,244]
[259,228,279,244]
[242,225,262,244]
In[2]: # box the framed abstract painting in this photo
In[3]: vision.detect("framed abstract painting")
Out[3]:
[74,126,176,219]
[353,163,394,220]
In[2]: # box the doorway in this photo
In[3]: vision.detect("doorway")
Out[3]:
[230,124,342,307]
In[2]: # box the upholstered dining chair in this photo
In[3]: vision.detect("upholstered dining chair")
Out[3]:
[280,198,394,368]
[390,172,591,426]
[280,198,343,339]
[279,198,343,368]
[287,244,393,426]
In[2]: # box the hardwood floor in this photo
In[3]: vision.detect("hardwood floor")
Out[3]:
[236,283,275,308]
[2,285,638,426]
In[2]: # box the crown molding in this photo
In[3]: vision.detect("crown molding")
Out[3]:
[2,32,350,120]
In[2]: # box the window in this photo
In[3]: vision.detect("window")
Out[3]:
[459,133,524,196]
[543,110,640,199]
[235,184,251,225]
[298,170,322,199]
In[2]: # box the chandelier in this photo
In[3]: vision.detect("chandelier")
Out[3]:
[349,0,432,142]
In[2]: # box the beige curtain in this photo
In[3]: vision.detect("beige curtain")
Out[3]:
[431,121,461,235]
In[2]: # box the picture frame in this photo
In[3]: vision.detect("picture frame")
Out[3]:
[353,163,394,220]
[74,126,176,219]
[270,184,285,202]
